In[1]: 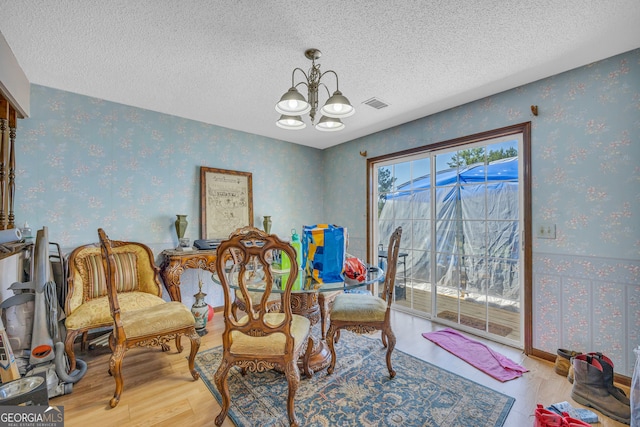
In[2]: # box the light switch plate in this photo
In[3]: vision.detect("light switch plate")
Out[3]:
[536,223,556,239]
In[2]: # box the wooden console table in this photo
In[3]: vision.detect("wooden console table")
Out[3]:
[159,249,217,302]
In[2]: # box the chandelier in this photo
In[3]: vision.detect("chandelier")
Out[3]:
[275,49,354,131]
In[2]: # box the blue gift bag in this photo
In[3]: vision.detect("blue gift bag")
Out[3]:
[302,224,347,283]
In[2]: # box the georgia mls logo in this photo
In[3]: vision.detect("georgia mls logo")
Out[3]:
[0,405,64,427]
[44,405,63,418]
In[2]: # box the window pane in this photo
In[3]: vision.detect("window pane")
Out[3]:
[435,186,458,218]
[377,166,394,216]
[435,220,458,254]
[394,191,413,220]
[377,220,395,248]
[394,161,411,190]
[487,140,518,159]
[487,182,518,220]
[486,220,519,258]
[461,220,486,256]
[408,249,429,282]
[412,218,430,250]
[435,152,457,174]
[411,158,430,190]
[460,184,486,220]
[412,189,430,221]
[377,166,393,193]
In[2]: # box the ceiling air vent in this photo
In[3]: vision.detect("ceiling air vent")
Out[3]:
[362,97,390,110]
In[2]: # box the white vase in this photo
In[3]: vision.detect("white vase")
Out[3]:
[191,291,208,335]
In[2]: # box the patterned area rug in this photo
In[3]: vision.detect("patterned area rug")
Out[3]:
[195,331,515,426]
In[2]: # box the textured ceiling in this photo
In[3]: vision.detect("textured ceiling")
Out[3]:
[1,1,639,149]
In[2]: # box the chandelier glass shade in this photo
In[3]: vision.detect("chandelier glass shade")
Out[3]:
[275,114,306,130]
[320,91,355,118]
[275,49,354,131]
[275,88,311,116]
[315,115,344,132]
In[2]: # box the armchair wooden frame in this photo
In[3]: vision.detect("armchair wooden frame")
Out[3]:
[98,228,201,408]
[326,226,402,378]
[213,227,312,427]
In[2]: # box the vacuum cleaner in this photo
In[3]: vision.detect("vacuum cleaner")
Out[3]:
[0,226,86,398]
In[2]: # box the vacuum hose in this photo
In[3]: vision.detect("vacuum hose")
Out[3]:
[30,229,55,365]
[54,342,87,384]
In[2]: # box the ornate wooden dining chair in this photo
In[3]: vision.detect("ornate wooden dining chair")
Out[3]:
[227,227,283,320]
[326,226,403,378]
[214,227,312,427]
[97,228,201,408]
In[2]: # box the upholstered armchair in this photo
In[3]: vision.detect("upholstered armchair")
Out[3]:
[63,236,167,372]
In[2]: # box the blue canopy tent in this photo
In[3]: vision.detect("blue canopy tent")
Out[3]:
[378,157,520,306]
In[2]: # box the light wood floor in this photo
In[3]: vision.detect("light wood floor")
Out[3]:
[51,310,629,427]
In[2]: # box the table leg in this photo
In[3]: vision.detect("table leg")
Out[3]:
[290,292,332,377]
[159,251,218,303]
[160,259,184,302]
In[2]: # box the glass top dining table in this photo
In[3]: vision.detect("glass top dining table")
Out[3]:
[213,264,385,293]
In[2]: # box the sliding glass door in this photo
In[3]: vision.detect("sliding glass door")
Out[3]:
[372,132,524,347]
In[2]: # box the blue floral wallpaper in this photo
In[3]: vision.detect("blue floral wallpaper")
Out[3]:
[12,49,639,376]
[17,86,325,247]
[323,48,640,376]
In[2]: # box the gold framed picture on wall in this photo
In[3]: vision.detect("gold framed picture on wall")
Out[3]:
[200,167,253,239]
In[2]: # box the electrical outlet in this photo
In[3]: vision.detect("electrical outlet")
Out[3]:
[536,223,556,239]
